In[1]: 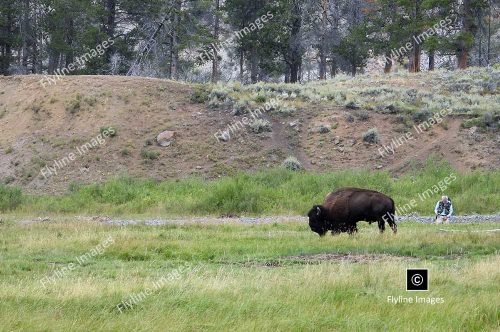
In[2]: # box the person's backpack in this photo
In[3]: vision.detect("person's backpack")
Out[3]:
[437,199,452,215]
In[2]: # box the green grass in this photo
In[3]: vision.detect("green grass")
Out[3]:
[0,159,500,216]
[3,159,499,217]
[0,185,23,211]
[0,220,498,331]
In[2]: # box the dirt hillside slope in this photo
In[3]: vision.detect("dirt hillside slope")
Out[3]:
[0,75,498,194]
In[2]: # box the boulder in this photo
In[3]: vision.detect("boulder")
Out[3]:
[157,130,177,147]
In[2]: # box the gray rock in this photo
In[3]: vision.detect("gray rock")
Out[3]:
[157,130,177,147]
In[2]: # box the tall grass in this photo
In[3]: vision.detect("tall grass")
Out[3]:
[7,160,500,216]
[0,221,498,331]
[0,185,23,211]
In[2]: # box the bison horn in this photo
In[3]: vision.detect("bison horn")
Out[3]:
[316,206,321,216]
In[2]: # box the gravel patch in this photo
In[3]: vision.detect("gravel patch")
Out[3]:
[396,214,500,224]
[15,214,500,226]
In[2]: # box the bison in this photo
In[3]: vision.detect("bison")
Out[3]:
[307,187,397,236]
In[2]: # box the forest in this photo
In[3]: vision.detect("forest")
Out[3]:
[1,0,499,83]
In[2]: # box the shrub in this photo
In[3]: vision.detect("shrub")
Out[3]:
[461,117,482,129]
[208,96,234,110]
[481,81,497,94]
[318,125,331,134]
[31,105,42,114]
[275,106,298,116]
[345,114,355,123]
[354,110,370,121]
[461,112,499,130]
[282,156,302,171]
[66,95,82,114]
[0,184,23,211]
[232,100,251,116]
[482,112,496,127]
[345,101,361,110]
[456,82,473,92]
[209,85,232,100]
[100,126,117,137]
[84,96,97,107]
[249,119,272,133]
[208,97,221,109]
[2,176,15,185]
[301,89,321,102]
[189,87,210,103]
[412,109,433,123]
[141,150,160,160]
[363,128,379,144]
[254,94,267,103]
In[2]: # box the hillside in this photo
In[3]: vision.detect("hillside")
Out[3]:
[0,69,498,194]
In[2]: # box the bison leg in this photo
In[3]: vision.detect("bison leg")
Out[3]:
[388,218,397,234]
[347,224,358,235]
[331,229,341,236]
[377,219,386,233]
[385,212,397,234]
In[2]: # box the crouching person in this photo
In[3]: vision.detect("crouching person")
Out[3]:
[435,196,453,224]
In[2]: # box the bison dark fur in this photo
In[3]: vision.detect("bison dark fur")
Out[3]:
[308,187,397,236]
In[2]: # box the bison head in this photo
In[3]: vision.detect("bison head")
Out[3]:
[307,205,328,236]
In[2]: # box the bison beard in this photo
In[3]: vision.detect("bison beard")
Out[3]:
[308,187,397,236]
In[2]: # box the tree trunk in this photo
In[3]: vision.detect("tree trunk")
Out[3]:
[21,0,30,74]
[458,0,474,69]
[0,11,13,75]
[330,54,337,77]
[409,0,421,73]
[105,0,116,66]
[64,17,74,68]
[487,0,491,65]
[239,49,244,82]
[384,51,392,73]
[170,0,182,80]
[32,2,42,74]
[48,49,60,74]
[290,63,299,83]
[318,0,328,80]
[289,1,302,83]
[31,38,40,74]
[211,0,220,83]
[428,50,435,70]
[249,48,259,83]
[319,48,326,80]
[409,42,421,72]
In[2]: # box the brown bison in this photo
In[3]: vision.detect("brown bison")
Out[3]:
[307,187,397,236]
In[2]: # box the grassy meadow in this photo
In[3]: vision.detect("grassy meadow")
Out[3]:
[0,220,498,331]
[1,160,499,217]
